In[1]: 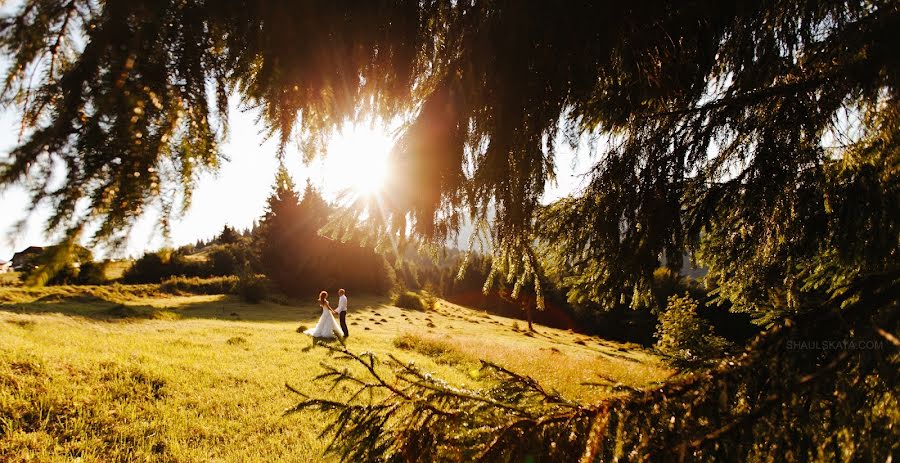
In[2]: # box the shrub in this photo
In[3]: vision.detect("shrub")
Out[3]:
[123,252,170,283]
[393,333,466,365]
[420,290,438,310]
[237,273,268,303]
[75,261,109,285]
[209,246,242,276]
[226,336,247,346]
[647,267,707,313]
[170,254,210,278]
[655,294,732,366]
[46,263,79,285]
[392,291,433,311]
[160,276,238,295]
[124,243,256,283]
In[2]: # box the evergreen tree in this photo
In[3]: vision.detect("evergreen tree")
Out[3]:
[216,225,239,245]
[297,178,330,236]
[0,1,897,460]
[257,166,393,295]
[258,164,304,291]
[1,0,893,313]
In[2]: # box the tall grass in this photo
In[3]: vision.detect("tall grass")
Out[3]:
[393,333,468,365]
[391,290,435,311]
[0,277,247,305]
[0,355,169,461]
[160,276,239,295]
[1,288,672,461]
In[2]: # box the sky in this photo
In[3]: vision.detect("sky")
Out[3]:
[0,100,588,261]
[0,0,592,262]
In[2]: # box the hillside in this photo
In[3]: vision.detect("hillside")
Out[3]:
[0,285,672,462]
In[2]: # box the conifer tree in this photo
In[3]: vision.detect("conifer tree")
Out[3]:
[258,164,303,290]
[0,1,896,460]
[216,225,239,245]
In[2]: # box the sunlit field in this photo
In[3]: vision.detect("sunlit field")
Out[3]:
[0,285,671,462]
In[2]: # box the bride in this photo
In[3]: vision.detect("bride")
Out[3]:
[304,291,345,338]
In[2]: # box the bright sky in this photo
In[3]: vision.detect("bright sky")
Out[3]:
[0,99,587,261]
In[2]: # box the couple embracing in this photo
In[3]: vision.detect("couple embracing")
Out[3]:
[304,289,350,339]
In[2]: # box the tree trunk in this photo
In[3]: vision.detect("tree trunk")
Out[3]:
[526,303,534,331]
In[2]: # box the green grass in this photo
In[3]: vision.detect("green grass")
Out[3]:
[0,284,673,462]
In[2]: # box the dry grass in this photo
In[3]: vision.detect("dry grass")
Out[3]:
[103,260,132,281]
[0,272,21,286]
[0,284,673,462]
[393,301,671,400]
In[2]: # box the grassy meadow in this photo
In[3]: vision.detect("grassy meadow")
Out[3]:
[1,283,673,462]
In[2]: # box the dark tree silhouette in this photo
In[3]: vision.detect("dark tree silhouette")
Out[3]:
[257,166,393,295]
[216,225,240,245]
[0,1,897,461]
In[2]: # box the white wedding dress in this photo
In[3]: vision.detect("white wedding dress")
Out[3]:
[304,303,345,338]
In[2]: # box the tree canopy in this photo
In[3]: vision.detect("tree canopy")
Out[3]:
[1,0,896,312]
[1,1,897,460]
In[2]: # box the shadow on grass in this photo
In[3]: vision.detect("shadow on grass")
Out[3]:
[0,292,394,324]
[2,300,186,322]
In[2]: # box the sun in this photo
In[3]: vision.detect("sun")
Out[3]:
[324,122,394,196]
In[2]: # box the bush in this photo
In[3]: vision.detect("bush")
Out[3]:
[124,243,257,283]
[393,333,466,365]
[160,276,238,295]
[655,294,732,366]
[237,273,268,303]
[123,252,170,283]
[392,291,434,311]
[209,246,247,276]
[46,263,79,285]
[75,261,109,285]
[648,267,707,313]
[420,290,438,310]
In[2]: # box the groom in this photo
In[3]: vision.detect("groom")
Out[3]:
[337,288,349,338]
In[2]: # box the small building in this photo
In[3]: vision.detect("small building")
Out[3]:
[0,259,10,273]
[11,246,44,271]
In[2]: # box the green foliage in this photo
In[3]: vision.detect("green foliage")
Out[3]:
[74,260,109,285]
[392,291,433,311]
[23,243,93,286]
[0,0,428,255]
[2,1,898,459]
[159,276,238,295]
[3,0,892,319]
[44,263,79,286]
[649,267,682,311]
[236,273,268,304]
[420,290,438,311]
[216,225,240,245]
[290,276,899,462]
[208,246,241,276]
[525,0,899,315]
[123,252,171,283]
[655,295,732,366]
[123,242,256,284]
